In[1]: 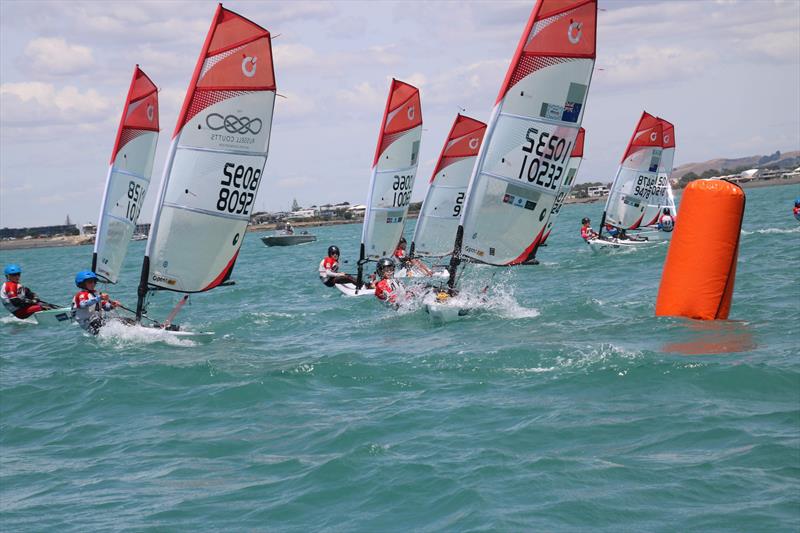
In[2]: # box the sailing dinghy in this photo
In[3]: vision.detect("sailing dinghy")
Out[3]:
[426,0,598,322]
[586,111,667,251]
[336,79,423,297]
[633,117,677,240]
[35,66,160,326]
[131,4,276,332]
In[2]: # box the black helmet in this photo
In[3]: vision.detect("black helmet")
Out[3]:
[328,245,340,257]
[398,237,407,245]
[663,208,671,215]
[376,257,395,275]
[581,217,590,224]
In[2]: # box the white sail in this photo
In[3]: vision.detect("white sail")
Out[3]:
[541,126,585,244]
[603,111,663,230]
[456,0,597,265]
[93,66,159,283]
[411,114,485,257]
[361,79,422,260]
[641,118,676,227]
[140,5,275,294]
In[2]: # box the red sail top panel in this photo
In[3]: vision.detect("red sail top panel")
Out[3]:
[497,0,596,103]
[373,79,422,166]
[571,126,585,157]
[111,65,159,163]
[174,4,275,136]
[621,111,662,162]
[659,118,676,148]
[430,114,486,181]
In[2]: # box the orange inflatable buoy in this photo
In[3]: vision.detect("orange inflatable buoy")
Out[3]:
[655,179,745,320]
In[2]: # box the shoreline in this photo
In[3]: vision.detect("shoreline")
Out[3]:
[2,177,797,252]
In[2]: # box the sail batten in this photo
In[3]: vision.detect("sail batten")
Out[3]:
[138,5,275,300]
[93,65,159,284]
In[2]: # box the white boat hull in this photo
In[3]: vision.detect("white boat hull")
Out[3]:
[425,301,472,323]
[334,283,375,297]
[34,308,74,326]
[585,236,660,252]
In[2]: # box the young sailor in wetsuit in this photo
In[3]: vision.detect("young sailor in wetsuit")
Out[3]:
[657,208,675,232]
[393,237,433,276]
[1,264,45,319]
[794,199,800,221]
[374,257,406,307]
[580,217,598,241]
[72,270,118,334]
[318,246,358,287]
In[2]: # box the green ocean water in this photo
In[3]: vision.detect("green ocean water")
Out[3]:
[1,183,798,531]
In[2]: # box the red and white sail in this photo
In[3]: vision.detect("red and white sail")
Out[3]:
[457,0,597,265]
[361,79,422,259]
[93,66,159,284]
[541,126,585,244]
[411,114,486,257]
[641,118,677,227]
[142,5,275,293]
[603,111,663,230]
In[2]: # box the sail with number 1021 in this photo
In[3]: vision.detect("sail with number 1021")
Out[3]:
[135,4,275,321]
[353,79,422,289]
[92,66,159,284]
[445,0,596,285]
[539,126,585,246]
[410,114,486,259]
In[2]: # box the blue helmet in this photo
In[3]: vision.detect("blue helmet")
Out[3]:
[75,270,98,287]
[795,197,800,207]
[4,264,21,276]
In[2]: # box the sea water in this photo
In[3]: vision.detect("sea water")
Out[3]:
[1,184,798,531]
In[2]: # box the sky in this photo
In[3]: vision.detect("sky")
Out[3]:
[1,0,798,228]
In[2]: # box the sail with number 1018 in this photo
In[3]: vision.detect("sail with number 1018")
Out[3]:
[93,66,159,284]
[135,4,276,321]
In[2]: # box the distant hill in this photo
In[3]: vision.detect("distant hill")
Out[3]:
[673,150,800,179]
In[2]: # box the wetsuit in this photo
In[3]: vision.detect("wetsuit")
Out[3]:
[1,281,42,319]
[318,256,356,287]
[72,289,113,334]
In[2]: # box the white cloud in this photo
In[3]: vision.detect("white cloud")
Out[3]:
[597,46,714,87]
[273,43,316,68]
[23,37,94,76]
[275,176,315,189]
[0,82,110,132]
[336,81,384,108]
[274,91,316,120]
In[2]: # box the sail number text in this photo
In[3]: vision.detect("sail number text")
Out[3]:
[217,163,259,215]
[453,192,465,217]
[392,174,413,208]
[126,181,144,222]
[634,174,658,199]
[518,128,573,190]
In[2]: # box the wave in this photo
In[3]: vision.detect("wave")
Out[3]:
[741,226,800,235]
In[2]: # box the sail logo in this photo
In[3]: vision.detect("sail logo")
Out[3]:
[567,20,582,44]
[650,132,658,142]
[664,134,671,144]
[206,113,262,135]
[242,56,257,78]
[407,105,415,121]
[469,137,479,150]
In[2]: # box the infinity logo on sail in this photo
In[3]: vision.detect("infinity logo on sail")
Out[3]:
[469,137,479,150]
[206,113,263,134]
[146,104,154,122]
[567,20,582,44]
[242,56,257,78]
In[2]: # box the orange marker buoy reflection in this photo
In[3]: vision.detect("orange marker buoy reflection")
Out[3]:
[655,179,745,320]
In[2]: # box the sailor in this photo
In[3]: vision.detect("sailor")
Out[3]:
[72,270,118,335]
[793,198,800,221]
[374,257,406,306]
[285,222,294,235]
[318,246,358,287]
[658,208,675,232]
[580,217,598,241]
[1,264,44,319]
[393,237,433,276]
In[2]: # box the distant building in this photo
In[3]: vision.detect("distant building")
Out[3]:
[288,208,318,220]
[134,223,150,236]
[81,223,97,235]
[0,224,79,239]
[587,186,609,197]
